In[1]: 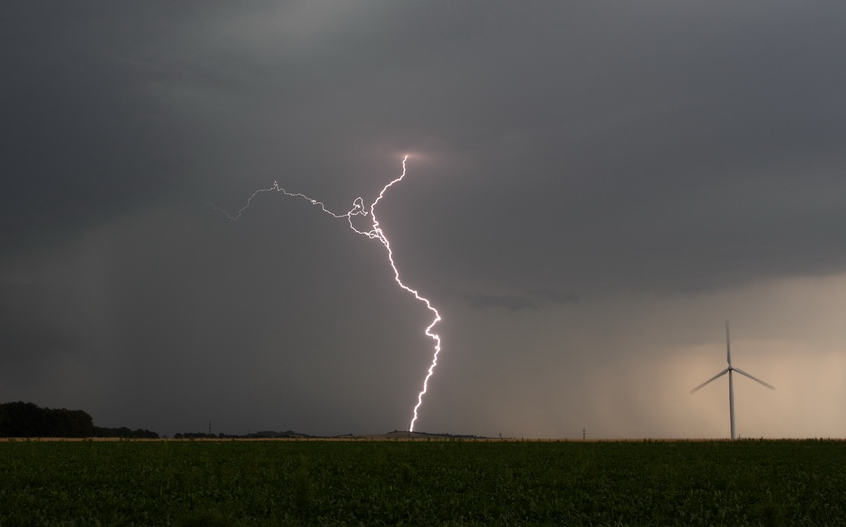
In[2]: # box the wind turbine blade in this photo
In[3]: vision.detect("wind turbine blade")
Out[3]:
[725,320,732,367]
[690,368,729,393]
[733,367,776,390]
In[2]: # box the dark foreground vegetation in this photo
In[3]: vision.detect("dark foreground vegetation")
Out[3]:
[0,439,843,526]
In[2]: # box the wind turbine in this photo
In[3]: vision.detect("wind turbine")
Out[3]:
[691,321,775,439]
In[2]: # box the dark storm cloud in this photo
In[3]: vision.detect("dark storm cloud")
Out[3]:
[3,1,846,437]
[0,281,76,367]
[460,289,580,312]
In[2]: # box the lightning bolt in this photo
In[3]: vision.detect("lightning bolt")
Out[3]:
[212,156,441,432]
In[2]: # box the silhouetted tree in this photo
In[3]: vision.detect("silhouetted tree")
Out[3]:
[0,402,94,437]
[95,426,159,439]
[0,401,156,438]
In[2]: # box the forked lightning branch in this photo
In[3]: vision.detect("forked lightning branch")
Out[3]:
[213,156,441,432]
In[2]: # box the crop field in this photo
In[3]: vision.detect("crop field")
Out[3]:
[1,439,844,526]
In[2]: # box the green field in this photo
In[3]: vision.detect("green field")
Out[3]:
[1,439,844,526]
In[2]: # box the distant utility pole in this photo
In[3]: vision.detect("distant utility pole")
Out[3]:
[582,427,586,440]
[208,420,212,436]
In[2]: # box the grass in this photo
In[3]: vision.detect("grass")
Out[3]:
[0,438,844,526]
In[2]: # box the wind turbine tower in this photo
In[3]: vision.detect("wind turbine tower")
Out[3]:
[691,321,775,439]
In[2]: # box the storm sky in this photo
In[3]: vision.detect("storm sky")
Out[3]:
[3,1,846,438]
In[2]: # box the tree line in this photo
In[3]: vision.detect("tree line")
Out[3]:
[173,430,311,439]
[0,401,158,438]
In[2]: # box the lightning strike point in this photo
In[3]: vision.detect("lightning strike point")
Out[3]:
[213,156,443,433]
